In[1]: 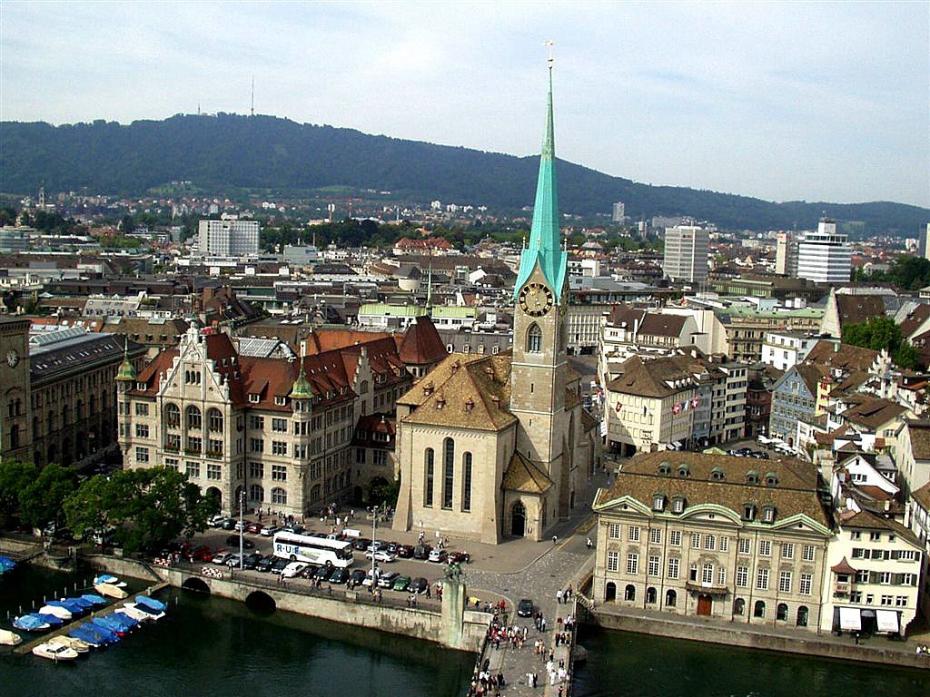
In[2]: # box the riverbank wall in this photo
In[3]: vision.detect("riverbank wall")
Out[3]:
[583,601,929,670]
[83,554,489,654]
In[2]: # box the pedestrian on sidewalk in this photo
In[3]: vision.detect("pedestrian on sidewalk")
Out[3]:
[556,589,563,605]
[552,535,558,545]
[586,537,593,549]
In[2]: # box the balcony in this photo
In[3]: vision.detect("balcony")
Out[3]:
[833,580,851,597]
[164,444,180,453]
[205,450,224,460]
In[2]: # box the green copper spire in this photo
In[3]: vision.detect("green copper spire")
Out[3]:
[513,55,567,301]
[290,363,313,400]
[116,336,136,382]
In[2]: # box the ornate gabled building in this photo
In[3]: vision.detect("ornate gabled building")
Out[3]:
[391,65,599,544]
[118,326,414,515]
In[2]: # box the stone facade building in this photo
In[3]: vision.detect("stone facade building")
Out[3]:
[0,317,145,469]
[592,452,833,631]
[391,69,599,544]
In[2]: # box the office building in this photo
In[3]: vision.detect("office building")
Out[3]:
[198,219,260,257]
[796,220,851,284]
[775,233,798,276]
[663,225,709,284]
[612,202,625,223]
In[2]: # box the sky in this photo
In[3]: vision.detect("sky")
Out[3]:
[1,1,928,207]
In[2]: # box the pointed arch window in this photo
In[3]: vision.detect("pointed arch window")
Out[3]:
[442,437,455,509]
[527,323,543,353]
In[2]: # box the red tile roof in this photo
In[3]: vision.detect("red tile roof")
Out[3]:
[398,317,447,365]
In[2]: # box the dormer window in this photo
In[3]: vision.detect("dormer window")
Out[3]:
[652,494,666,512]
[743,504,756,521]
[762,506,776,523]
[678,464,690,478]
[672,497,686,514]
[746,471,759,485]
[136,382,146,391]
[765,472,779,486]
[658,462,671,475]
[248,394,260,404]
[275,396,287,406]
[711,468,725,481]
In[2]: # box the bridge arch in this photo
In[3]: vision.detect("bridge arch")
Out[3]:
[182,577,210,594]
[245,590,277,614]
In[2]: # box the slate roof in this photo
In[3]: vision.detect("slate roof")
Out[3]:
[30,332,145,382]
[836,295,888,330]
[502,451,554,494]
[804,340,879,372]
[840,396,906,430]
[606,355,696,398]
[594,451,832,530]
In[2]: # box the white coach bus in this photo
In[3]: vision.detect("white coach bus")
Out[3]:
[272,532,354,568]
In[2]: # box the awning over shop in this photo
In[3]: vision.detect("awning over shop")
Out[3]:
[876,610,899,634]
[839,607,861,631]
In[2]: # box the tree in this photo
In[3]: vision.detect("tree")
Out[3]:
[842,316,901,353]
[64,467,218,554]
[893,342,920,371]
[0,460,36,527]
[119,214,136,234]
[18,463,77,529]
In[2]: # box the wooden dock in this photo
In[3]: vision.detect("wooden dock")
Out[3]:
[12,581,169,656]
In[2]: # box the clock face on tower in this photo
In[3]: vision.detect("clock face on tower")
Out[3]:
[6,349,19,368]
[519,282,554,317]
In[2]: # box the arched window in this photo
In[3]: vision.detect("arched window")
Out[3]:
[754,600,766,618]
[32,416,39,439]
[462,452,472,512]
[442,437,454,509]
[424,448,435,507]
[76,399,83,420]
[186,405,202,430]
[47,410,55,432]
[526,323,542,353]
[165,403,181,428]
[207,408,224,432]
[605,582,616,602]
[665,589,677,608]
[10,425,20,449]
[646,587,657,604]
[249,484,264,502]
[89,394,96,415]
[776,603,788,622]
[733,598,745,616]
[624,584,636,602]
[271,487,287,505]
[797,606,809,627]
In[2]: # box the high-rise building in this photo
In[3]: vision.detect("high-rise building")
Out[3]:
[611,201,625,223]
[198,218,260,257]
[796,219,851,284]
[775,232,798,276]
[919,223,930,261]
[663,225,709,283]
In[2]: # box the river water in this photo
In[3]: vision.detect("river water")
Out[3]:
[2,565,926,697]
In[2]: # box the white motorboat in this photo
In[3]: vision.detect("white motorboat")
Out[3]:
[94,582,128,599]
[32,641,79,661]
[39,604,72,621]
[0,628,22,646]
[93,574,127,588]
[117,604,152,622]
[47,635,90,654]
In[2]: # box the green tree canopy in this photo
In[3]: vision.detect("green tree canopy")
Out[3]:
[0,460,36,527]
[842,316,920,370]
[64,467,218,554]
[18,463,77,529]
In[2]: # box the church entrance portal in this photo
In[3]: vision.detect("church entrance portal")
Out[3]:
[511,501,526,537]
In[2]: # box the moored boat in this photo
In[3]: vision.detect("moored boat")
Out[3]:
[92,616,127,637]
[0,628,22,646]
[93,574,127,588]
[12,614,51,632]
[117,604,151,622]
[68,626,105,648]
[35,612,64,627]
[80,593,108,606]
[95,582,128,599]
[47,635,90,654]
[32,641,79,661]
[39,604,72,621]
[132,595,167,620]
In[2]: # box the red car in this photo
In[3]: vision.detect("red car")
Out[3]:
[448,551,471,564]
[188,545,213,562]
[246,522,264,535]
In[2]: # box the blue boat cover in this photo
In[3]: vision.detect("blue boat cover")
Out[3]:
[81,593,108,606]
[36,612,64,626]
[135,595,167,612]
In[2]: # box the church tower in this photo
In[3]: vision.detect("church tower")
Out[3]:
[510,56,569,501]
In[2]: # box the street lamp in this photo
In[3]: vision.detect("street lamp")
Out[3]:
[238,489,246,571]
[368,502,387,587]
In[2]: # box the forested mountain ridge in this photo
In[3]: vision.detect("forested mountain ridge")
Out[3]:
[1,113,926,232]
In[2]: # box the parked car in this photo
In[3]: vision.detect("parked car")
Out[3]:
[378,572,400,589]
[221,519,237,530]
[242,552,263,570]
[260,525,280,537]
[413,544,432,560]
[366,541,384,552]
[427,549,448,563]
[365,550,397,563]
[282,523,306,535]
[447,551,471,564]
[313,565,333,582]
[271,558,289,574]
[208,515,227,528]
[298,565,319,579]
[225,553,245,568]
[410,577,429,594]
[384,542,399,554]
[329,568,350,584]
[352,537,373,551]
[211,551,232,565]
[396,544,415,559]
[225,535,255,549]
[234,520,248,532]
[246,522,264,535]
[349,569,367,586]
[517,599,535,617]
[255,555,276,573]
[392,575,411,592]
[281,562,308,579]
[188,545,214,563]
